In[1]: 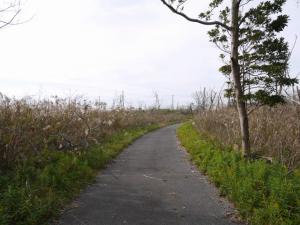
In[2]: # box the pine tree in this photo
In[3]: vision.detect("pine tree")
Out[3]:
[161,0,297,156]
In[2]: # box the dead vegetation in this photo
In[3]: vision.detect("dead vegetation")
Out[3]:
[193,88,300,170]
[0,93,184,169]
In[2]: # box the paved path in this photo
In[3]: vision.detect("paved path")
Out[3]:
[58,125,238,225]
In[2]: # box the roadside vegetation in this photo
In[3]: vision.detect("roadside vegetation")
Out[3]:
[192,88,300,171]
[177,123,300,225]
[194,104,300,171]
[0,93,186,225]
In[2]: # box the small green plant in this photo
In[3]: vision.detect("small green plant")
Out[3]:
[177,123,300,225]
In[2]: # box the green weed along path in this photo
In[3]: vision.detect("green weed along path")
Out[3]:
[177,123,300,225]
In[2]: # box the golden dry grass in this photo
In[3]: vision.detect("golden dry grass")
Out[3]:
[194,104,300,170]
[0,93,184,169]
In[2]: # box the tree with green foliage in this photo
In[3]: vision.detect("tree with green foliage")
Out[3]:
[161,0,297,156]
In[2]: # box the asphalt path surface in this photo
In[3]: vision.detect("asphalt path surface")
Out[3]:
[58,125,239,225]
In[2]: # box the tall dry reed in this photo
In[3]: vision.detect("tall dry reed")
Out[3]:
[194,104,300,170]
[0,93,184,169]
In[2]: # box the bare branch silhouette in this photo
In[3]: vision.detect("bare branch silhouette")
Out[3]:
[160,0,231,30]
[0,1,23,29]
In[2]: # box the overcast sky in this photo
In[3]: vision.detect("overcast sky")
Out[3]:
[0,0,299,107]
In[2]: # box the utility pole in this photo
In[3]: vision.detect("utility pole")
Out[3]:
[119,91,125,109]
[171,95,174,110]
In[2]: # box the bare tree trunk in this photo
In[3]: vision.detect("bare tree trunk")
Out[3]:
[231,0,251,156]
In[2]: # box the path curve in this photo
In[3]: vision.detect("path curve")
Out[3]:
[58,125,238,225]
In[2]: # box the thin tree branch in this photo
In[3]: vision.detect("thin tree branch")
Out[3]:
[239,13,248,27]
[0,9,21,29]
[160,0,231,30]
[247,103,264,115]
[239,0,254,7]
[214,41,231,54]
[0,5,16,13]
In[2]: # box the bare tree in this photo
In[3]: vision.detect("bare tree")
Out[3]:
[193,88,221,111]
[0,1,22,29]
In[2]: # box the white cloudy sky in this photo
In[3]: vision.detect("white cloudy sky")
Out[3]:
[0,0,299,107]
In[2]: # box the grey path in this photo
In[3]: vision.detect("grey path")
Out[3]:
[58,125,239,225]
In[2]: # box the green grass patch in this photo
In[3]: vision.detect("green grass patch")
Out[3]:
[177,122,300,225]
[0,124,160,225]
